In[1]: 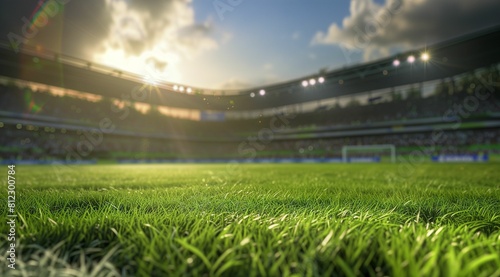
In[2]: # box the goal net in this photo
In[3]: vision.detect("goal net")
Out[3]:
[341,144,396,163]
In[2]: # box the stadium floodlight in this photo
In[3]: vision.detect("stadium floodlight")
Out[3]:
[309,79,316,86]
[318,77,325,83]
[421,52,430,61]
[250,92,255,98]
[173,85,179,91]
[259,89,266,96]
[179,86,185,92]
[186,87,192,94]
[407,55,416,63]
[301,80,308,87]
[393,59,400,67]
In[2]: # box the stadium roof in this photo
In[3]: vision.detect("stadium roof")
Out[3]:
[0,25,499,111]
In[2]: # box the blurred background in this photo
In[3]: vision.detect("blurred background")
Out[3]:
[0,0,499,164]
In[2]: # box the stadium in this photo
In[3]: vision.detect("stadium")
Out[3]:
[1,1,500,276]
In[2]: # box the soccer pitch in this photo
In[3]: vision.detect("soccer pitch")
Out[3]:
[1,164,499,276]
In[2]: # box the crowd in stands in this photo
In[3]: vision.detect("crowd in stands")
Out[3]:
[0,65,499,160]
[1,66,499,136]
[1,121,499,161]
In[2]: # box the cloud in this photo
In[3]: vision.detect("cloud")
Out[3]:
[312,0,500,61]
[93,0,219,83]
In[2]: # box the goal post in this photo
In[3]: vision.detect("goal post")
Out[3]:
[342,144,396,163]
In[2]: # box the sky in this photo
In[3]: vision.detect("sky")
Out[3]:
[1,0,500,90]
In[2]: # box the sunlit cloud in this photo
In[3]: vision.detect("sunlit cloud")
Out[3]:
[92,0,219,84]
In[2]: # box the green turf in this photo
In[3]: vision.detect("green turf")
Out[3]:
[1,164,499,276]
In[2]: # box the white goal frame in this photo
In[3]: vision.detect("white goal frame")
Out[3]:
[341,144,396,163]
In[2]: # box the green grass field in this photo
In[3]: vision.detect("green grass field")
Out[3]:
[1,163,499,276]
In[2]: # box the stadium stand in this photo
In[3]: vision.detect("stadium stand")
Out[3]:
[0,26,499,163]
